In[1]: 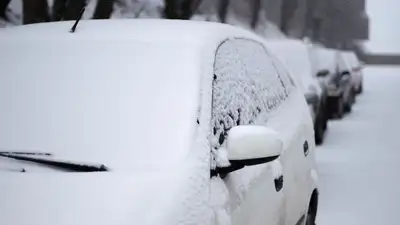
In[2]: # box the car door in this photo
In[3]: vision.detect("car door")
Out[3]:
[269,55,315,225]
[211,38,288,225]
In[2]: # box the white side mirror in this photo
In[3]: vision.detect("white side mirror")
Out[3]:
[227,125,283,165]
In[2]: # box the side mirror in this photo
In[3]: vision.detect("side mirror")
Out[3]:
[316,69,329,77]
[215,125,282,177]
[341,70,351,77]
[340,71,351,82]
[227,125,282,163]
[305,92,319,105]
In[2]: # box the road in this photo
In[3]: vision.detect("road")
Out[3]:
[316,66,400,225]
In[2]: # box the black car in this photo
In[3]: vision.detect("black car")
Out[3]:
[324,52,355,118]
[313,48,355,119]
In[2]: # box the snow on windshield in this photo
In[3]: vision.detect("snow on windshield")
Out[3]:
[0,39,202,171]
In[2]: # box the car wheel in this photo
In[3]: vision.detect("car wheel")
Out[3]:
[344,93,353,113]
[358,83,363,94]
[351,89,357,104]
[304,210,316,225]
[322,114,328,131]
[336,97,344,119]
[314,115,324,145]
[303,192,318,225]
[344,101,352,113]
[321,102,328,131]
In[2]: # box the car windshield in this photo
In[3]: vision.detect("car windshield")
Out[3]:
[0,39,201,171]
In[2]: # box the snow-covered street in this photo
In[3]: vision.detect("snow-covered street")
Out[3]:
[316,66,400,224]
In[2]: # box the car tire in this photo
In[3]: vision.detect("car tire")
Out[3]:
[336,97,344,119]
[344,101,352,113]
[344,93,353,113]
[304,209,316,225]
[358,83,363,94]
[303,192,318,225]
[314,114,324,145]
[321,102,328,131]
[351,89,357,104]
[322,114,328,131]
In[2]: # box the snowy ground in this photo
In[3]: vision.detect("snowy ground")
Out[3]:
[316,66,400,224]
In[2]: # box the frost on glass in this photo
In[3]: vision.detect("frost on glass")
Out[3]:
[211,39,286,150]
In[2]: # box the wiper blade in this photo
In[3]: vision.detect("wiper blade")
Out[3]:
[0,153,108,172]
[0,151,52,156]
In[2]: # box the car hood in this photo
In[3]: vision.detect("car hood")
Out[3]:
[0,170,202,225]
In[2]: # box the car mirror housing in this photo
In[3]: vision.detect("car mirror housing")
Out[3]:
[316,69,330,77]
[213,125,283,177]
[341,70,351,76]
[227,125,283,163]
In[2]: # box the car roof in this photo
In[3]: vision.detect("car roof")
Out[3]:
[0,19,262,45]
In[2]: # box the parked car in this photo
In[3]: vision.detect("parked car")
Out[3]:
[312,48,355,118]
[342,51,364,94]
[0,19,319,225]
[264,39,328,145]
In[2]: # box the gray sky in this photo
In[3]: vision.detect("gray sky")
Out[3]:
[366,0,400,53]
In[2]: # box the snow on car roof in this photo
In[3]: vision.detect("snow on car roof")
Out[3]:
[1,19,266,171]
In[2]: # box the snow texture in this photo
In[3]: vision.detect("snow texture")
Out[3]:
[2,19,289,225]
[0,18,314,225]
[1,20,229,171]
[210,177,232,225]
[209,36,312,225]
[211,38,288,152]
[316,66,400,225]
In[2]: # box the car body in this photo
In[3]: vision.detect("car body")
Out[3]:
[312,47,354,118]
[264,39,328,145]
[341,51,364,94]
[0,19,318,225]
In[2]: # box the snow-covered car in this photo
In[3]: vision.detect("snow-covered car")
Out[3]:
[264,39,328,145]
[313,48,355,118]
[0,19,319,225]
[341,51,364,94]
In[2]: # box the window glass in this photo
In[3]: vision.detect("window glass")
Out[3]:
[211,38,286,149]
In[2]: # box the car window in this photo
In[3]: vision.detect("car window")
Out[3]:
[211,38,286,150]
[271,55,296,96]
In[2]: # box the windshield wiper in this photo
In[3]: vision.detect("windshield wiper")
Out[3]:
[0,153,109,172]
[0,151,52,156]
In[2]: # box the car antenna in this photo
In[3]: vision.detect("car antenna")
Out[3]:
[70,6,86,33]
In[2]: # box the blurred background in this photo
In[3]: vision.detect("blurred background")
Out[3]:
[1,0,399,63]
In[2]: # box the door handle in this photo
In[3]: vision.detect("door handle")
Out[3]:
[274,175,283,192]
[303,140,309,157]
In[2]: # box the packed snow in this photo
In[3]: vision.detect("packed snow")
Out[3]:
[316,66,400,225]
